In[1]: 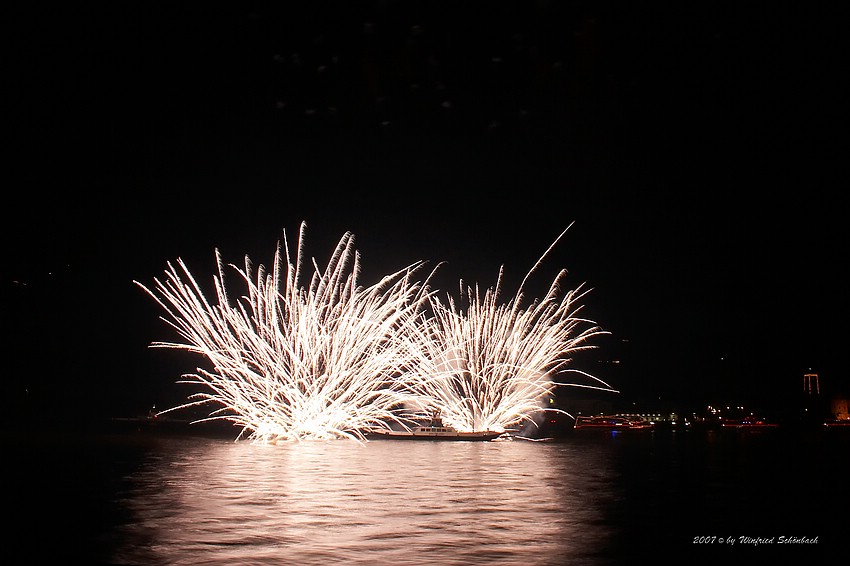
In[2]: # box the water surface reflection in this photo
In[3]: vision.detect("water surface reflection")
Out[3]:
[112,438,618,565]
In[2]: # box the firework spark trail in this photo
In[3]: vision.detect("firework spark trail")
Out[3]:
[401,226,617,433]
[135,222,435,443]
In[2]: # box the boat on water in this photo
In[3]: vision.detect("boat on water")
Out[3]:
[368,412,504,441]
[368,425,505,441]
[573,415,655,431]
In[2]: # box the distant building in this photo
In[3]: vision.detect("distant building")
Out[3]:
[830,396,849,421]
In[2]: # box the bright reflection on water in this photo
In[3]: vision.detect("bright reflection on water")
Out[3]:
[111,438,616,565]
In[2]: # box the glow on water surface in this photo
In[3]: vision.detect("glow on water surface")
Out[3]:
[110,438,616,565]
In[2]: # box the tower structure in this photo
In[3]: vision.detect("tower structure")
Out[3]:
[801,370,825,424]
[803,372,820,395]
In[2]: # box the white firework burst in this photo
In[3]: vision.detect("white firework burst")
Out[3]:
[135,222,434,443]
[401,225,616,433]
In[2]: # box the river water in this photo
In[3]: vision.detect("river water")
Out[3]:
[6,425,846,565]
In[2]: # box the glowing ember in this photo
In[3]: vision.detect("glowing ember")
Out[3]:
[136,222,614,443]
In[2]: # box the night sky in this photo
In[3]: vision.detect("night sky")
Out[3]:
[6,1,847,423]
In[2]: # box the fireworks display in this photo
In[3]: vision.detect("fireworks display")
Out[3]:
[402,225,615,434]
[137,222,615,442]
[135,222,435,443]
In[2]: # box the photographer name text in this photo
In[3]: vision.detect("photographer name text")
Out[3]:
[693,535,818,546]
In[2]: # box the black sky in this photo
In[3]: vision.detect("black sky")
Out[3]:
[5,1,847,422]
